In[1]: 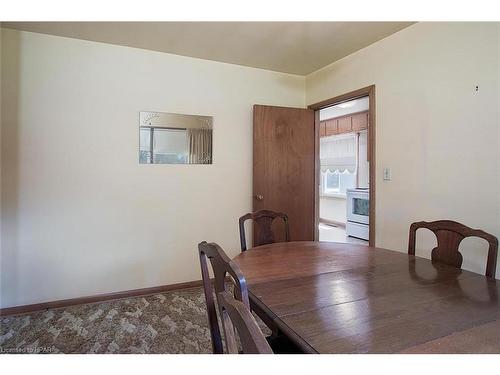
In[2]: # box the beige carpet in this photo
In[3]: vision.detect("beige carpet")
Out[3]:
[5,285,497,354]
[0,286,224,354]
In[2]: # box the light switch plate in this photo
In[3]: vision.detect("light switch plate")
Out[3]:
[383,167,392,181]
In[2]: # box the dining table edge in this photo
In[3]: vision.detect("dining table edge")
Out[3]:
[249,291,318,354]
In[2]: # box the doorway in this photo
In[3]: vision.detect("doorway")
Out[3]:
[308,86,376,246]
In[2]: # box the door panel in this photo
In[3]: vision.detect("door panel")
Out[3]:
[253,105,315,244]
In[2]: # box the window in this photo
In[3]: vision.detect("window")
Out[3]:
[324,170,340,193]
[322,170,356,196]
[320,133,357,196]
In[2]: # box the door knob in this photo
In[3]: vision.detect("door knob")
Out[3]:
[255,194,264,201]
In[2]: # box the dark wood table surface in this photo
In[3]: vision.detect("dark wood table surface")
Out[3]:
[232,241,500,354]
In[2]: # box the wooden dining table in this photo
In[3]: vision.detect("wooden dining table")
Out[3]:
[232,241,500,354]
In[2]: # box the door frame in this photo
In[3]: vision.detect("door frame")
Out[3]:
[308,85,376,246]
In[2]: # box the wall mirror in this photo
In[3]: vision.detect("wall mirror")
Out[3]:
[139,111,213,164]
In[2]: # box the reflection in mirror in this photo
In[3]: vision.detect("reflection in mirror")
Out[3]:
[139,111,213,164]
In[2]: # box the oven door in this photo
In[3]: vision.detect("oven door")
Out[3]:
[347,192,370,225]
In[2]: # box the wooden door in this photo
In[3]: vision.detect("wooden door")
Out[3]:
[253,105,315,244]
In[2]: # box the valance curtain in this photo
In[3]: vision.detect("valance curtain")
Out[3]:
[188,128,212,164]
[320,133,357,173]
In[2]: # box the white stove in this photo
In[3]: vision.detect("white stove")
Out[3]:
[346,188,370,241]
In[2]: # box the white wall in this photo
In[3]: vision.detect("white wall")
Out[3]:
[307,22,500,278]
[320,197,346,224]
[2,23,499,309]
[0,29,305,308]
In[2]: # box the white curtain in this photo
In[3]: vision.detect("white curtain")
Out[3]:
[320,133,357,173]
[188,128,212,164]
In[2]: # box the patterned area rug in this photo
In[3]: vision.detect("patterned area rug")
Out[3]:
[1,286,256,354]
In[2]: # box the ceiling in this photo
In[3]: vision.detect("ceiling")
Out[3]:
[2,22,414,75]
[320,96,369,121]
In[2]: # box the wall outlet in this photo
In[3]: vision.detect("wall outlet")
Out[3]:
[383,167,392,181]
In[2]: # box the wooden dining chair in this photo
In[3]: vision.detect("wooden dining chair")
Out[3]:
[239,209,290,251]
[199,241,304,354]
[217,291,273,354]
[198,241,249,354]
[408,220,498,278]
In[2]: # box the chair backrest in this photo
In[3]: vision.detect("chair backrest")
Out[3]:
[238,209,290,251]
[217,291,273,354]
[408,220,498,278]
[198,241,249,354]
